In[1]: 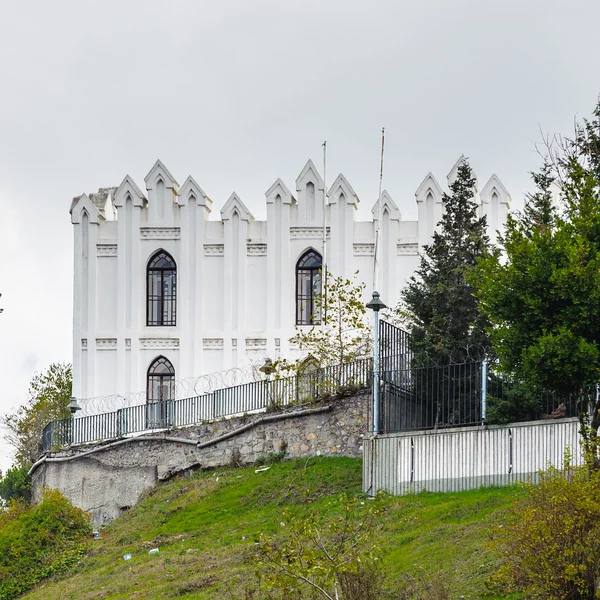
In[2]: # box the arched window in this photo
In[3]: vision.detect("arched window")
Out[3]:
[296,249,322,325]
[147,356,175,403]
[146,356,175,429]
[147,250,176,326]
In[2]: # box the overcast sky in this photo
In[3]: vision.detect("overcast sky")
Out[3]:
[1,0,599,473]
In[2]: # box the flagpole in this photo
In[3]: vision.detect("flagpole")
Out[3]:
[373,127,386,293]
[322,141,328,323]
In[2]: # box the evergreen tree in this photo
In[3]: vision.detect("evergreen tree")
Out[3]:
[400,159,491,363]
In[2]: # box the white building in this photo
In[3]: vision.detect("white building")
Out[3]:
[69,157,510,404]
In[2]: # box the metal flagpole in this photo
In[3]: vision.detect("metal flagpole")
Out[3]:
[322,140,328,323]
[373,127,385,293]
[369,128,386,436]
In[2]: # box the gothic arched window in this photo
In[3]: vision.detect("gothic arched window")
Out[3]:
[147,356,175,403]
[296,249,322,325]
[147,250,176,326]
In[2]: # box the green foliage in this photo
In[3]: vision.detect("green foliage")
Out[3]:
[485,377,542,425]
[0,464,32,503]
[489,458,600,599]
[2,362,72,465]
[474,101,600,415]
[16,458,522,600]
[287,271,370,368]
[400,160,491,363]
[0,488,90,600]
[256,494,386,600]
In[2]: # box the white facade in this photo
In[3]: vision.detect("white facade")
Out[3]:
[70,157,510,401]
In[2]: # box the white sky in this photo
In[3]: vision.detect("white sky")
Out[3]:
[1,0,599,473]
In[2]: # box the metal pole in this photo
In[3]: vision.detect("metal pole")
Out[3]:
[373,127,385,293]
[322,141,328,323]
[373,308,380,434]
[481,360,487,425]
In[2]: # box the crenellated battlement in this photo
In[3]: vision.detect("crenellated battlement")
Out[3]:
[69,157,510,403]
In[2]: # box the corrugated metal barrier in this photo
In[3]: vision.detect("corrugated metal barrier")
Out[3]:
[363,418,582,496]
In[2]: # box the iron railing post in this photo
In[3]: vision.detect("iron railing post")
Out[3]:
[481,360,487,425]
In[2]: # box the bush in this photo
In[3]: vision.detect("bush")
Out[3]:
[0,488,91,600]
[489,456,600,599]
[255,494,388,599]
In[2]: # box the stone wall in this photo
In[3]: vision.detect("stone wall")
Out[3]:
[31,393,367,525]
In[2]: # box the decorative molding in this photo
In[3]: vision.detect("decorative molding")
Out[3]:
[140,338,180,350]
[232,339,238,347]
[82,339,88,349]
[247,243,267,256]
[275,338,281,347]
[96,338,117,349]
[125,338,131,348]
[203,338,224,349]
[246,338,267,348]
[353,243,375,256]
[290,227,329,239]
[204,243,224,256]
[397,243,418,255]
[140,227,180,240]
[97,244,117,257]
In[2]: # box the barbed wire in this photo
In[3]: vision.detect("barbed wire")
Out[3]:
[77,365,262,416]
[407,344,498,368]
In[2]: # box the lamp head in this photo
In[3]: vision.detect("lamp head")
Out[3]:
[366,291,387,312]
[259,358,275,376]
[69,396,81,414]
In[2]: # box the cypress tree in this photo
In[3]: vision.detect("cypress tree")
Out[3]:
[400,159,491,363]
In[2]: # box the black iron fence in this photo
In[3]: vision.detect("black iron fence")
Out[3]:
[40,358,373,453]
[373,360,597,434]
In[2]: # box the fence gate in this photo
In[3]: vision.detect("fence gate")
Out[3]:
[377,320,413,433]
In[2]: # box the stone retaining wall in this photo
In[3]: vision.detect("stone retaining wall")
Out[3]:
[31,393,367,524]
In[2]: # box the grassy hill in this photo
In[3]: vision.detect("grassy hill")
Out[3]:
[20,457,524,599]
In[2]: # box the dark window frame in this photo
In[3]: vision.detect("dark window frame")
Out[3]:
[146,250,177,326]
[146,355,175,404]
[296,249,322,326]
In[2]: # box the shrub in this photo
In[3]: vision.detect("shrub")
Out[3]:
[255,494,388,599]
[0,488,91,600]
[489,456,600,599]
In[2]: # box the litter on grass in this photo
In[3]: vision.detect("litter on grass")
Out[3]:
[123,554,132,561]
[255,466,270,473]
[149,548,159,555]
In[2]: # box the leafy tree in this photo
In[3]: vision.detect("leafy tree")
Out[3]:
[0,464,31,503]
[474,100,600,433]
[256,494,385,600]
[400,159,491,363]
[286,271,370,368]
[2,362,72,466]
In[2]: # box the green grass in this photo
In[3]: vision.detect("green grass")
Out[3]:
[20,457,525,599]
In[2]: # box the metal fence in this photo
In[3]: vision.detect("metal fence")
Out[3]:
[374,360,598,434]
[40,358,373,453]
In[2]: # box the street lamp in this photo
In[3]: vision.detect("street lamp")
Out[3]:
[259,358,275,378]
[259,358,276,410]
[366,291,386,434]
[69,396,81,415]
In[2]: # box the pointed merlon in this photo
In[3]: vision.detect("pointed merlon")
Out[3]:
[220,192,254,221]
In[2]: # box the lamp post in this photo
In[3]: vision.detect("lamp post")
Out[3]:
[366,291,386,434]
[68,396,81,446]
[260,358,276,410]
